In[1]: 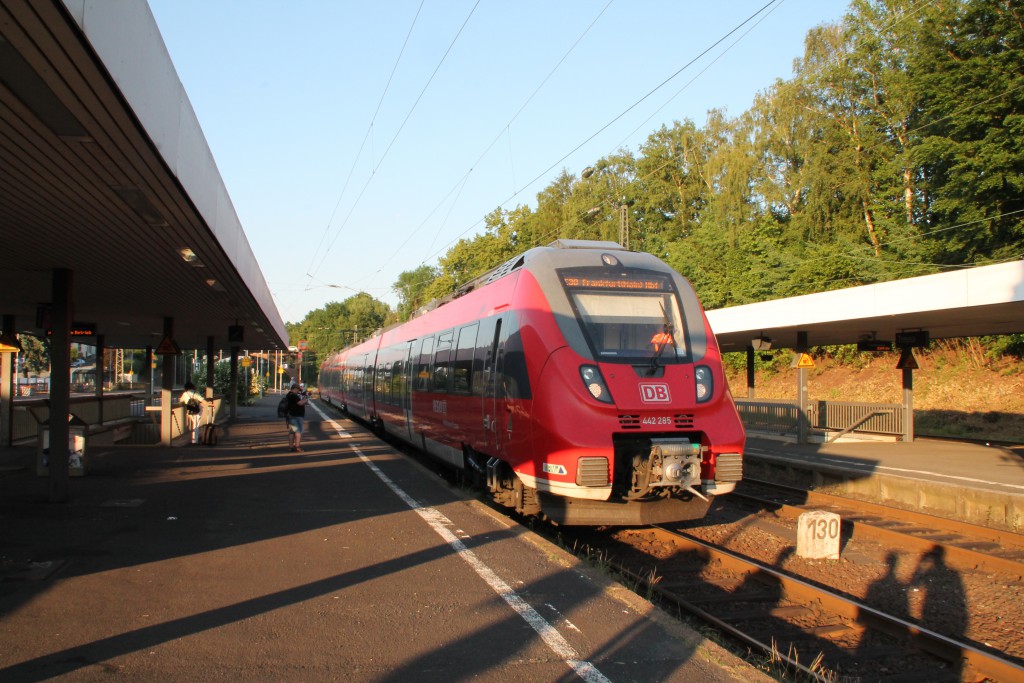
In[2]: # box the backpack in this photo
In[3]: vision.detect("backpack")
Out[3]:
[277,395,289,418]
[185,398,201,415]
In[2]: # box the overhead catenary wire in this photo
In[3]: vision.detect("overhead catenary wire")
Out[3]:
[402,0,786,280]
[310,0,799,302]
[399,0,1018,302]
[308,0,483,282]
[349,0,617,287]
[298,0,1012,320]
[306,0,428,275]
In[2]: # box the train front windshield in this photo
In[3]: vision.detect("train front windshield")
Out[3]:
[560,269,688,363]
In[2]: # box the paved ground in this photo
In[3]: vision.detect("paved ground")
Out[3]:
[0,395,771,683]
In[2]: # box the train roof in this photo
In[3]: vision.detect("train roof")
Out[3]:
[413,240,627,317]
[332,241,641,359]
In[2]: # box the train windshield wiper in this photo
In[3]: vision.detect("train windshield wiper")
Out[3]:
[650,303,677,373]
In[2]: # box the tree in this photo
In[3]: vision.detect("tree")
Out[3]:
[394,264,440,321]
[19,334,48,376]
[912,0,1024,263]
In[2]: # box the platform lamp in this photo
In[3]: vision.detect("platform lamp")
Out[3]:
[751,335,772,351]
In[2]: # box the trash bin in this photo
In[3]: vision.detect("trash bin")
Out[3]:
[37,417,87,477]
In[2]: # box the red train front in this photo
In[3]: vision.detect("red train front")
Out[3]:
[319,240,744,525]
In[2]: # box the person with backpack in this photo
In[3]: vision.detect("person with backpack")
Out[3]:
[179,381,207,445]
[284,381,308,452]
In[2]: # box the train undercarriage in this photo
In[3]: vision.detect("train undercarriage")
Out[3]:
[472,434,740,526]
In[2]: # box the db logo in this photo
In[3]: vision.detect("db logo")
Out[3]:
[639,383,671,403]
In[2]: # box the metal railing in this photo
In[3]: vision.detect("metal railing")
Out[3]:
[6,393,205,445]
[736,398,904,439]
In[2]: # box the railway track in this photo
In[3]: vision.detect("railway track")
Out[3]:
[333,408,1024,679]
[732,478,1024,578]
[585,525,1024,682]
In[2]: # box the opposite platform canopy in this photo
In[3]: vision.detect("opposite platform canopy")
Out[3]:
[707,259,1024,353]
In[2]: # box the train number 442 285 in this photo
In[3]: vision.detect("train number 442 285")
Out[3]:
[641,416,673,426]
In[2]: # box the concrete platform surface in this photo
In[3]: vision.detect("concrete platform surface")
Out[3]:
[0,395,770,683]
[745,434,1024,532]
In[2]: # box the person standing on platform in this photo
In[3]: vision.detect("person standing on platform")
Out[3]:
[180,381,206,445]
[286,381,308,452]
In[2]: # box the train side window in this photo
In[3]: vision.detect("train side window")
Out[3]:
[363,355,374,397]
[433,331,453,392]
[415,337,434,392]
[452,322,478,395]
[376,359,390,403]
[391,359,403,404]
[476,317,500,398]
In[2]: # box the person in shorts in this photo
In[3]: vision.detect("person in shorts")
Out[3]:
[286,381,308,452]
[179,381,207,445]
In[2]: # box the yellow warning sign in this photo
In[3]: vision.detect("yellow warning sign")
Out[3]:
[896,348,919,370]
[795,353,815,369]
[241,357,251,367]
[155,336,181,355]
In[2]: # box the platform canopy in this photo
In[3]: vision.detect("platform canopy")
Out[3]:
[0,0,287,351]
[707,259,1024,353]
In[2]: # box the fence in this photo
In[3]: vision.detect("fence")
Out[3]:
[736,398,904,441]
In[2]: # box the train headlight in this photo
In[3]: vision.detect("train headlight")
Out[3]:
[580,365,613,404]
[695,365,713,403]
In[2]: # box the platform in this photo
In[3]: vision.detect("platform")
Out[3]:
[744,434,1024,533]
[0,394,769,683]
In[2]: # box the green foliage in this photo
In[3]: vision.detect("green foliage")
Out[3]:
[19,334,49,375]
[284,0,1024,369]
[980,334,1024,361]
[190,359,258,405]
[287,292,391,359]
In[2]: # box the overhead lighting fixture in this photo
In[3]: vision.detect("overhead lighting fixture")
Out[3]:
[0,34,92,142]
[206,279,226,291]
[179,248,205,267]
[112,186,168,226]
[751,335,772,351]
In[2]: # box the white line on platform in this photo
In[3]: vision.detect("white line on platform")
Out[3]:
[313,404,612,683]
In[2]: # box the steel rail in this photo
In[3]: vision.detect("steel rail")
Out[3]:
[648,525,1024,683]
[737,478,1024,577]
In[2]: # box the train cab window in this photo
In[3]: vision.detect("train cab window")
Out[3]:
[560,269,688,363]
[452,323,478,395]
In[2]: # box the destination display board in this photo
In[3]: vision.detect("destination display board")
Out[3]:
[560,269,671,292]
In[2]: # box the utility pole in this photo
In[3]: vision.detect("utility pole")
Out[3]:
[619,201,629,250]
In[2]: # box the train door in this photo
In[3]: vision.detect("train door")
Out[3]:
[483,315,505,455]
[403,340,415,442]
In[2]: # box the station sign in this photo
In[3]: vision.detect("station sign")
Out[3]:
[895,330,929,348]
[69,323,95,338]
[45,322,95,338]
[857,339,892,352]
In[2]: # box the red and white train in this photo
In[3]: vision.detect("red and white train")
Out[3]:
[319,240,744,525]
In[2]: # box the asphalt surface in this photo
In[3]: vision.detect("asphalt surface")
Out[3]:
[0,395,771,683]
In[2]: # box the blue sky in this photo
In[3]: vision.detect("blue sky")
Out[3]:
[147,0,850,324]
